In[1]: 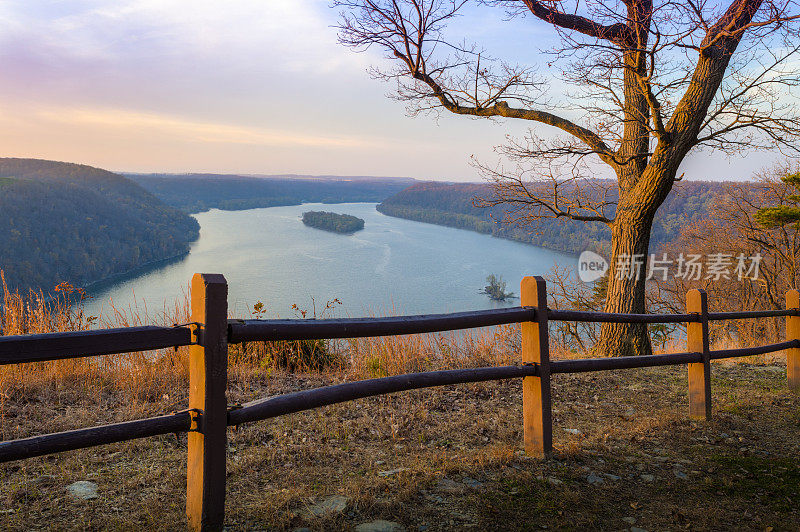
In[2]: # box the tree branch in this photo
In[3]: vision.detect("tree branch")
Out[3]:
[520,0,632,44]
[400,53,616,164]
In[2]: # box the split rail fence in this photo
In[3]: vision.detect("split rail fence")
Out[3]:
[1,273,799,531]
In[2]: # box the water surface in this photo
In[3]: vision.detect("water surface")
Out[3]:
[84,203,573,320]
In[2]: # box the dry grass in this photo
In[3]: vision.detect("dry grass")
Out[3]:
[1,280,800,530]
[2,363,799,531]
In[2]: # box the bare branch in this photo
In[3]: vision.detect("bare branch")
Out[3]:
[519,0,633,44]
[336,0,617,164]
[475,158,617,225]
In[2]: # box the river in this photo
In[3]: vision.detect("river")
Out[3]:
[84,203,574,321]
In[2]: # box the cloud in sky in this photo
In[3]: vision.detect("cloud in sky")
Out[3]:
[1,1,353,68]
[0,0,368,101]
[38,105,386,148]
[0,0,788,180]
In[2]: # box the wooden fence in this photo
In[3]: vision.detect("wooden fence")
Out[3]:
[1,273,799,531]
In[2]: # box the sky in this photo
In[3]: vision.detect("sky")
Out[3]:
[0,0,792,181]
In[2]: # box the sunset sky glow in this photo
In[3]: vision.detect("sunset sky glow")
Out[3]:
[0,0,791,181]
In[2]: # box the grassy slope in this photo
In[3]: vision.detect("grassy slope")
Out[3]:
[0,288,797,530]
[0,362,797,530]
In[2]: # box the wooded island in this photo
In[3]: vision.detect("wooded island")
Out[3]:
[302,211,365,234]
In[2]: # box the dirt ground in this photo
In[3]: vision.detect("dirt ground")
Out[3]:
[2,361,799,531]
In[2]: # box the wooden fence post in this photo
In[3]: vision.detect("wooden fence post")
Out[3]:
[521,276,552,458]
[786,289,800,393]
[686,288,711,420]
[187,274,229,532]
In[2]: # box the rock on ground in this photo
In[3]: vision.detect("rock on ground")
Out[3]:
[300,495,349,518]
[378,468,408,477]
[355,520,405,532]
[586,473,604,485]
[66,481,98,500]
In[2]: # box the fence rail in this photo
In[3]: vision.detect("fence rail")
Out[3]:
[0,325,193,365]
[0,412,193,463]
[227,365,540,426]
[1,273,799,531]
[228,307,537,342]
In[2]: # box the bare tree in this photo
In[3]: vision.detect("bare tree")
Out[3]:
[653,163,800,345]
[335,0,800,356]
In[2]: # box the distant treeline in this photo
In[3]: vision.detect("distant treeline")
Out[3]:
[129,174,414,213]
[302,211,365,234]
[0,159,199,292]
[377,181,723,254]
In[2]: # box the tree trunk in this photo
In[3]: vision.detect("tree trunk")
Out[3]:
[593,192,657,357]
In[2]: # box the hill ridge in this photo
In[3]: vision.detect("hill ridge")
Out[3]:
[0,158,199,291]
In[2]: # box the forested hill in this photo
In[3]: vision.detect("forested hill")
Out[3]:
[377,181,723,254]
[129,174,414,213]
[0,158,199,292]
[302,211,365,234]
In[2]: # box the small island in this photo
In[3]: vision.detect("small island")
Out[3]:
[302,211,365,234]
[480,274,517,301]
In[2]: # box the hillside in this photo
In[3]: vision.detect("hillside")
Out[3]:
[377,181,723,254]
[0,159,199,291]
[129,173,414,213]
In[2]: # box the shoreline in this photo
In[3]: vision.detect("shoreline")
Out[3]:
[375,203,579,258]
[0,251,190,310]
[82,251,190,295]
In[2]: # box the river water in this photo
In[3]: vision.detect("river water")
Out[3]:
[84,203,574,320]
